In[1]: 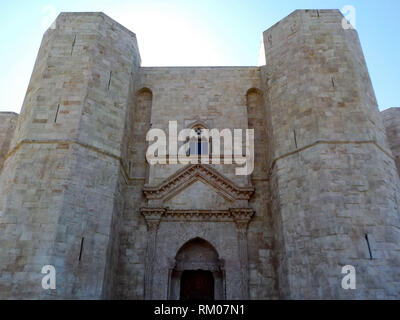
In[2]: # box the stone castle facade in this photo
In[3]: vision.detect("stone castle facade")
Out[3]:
[0,9,399,300]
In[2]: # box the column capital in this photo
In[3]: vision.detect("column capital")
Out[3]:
[230,208,254,229]
[141,208,165,231]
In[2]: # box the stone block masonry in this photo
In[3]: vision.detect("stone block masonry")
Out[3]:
[0,12,140,299]
[0,9,399,300]
[261,10,400,299]
[382,108,400,176]
[0,113,18,172]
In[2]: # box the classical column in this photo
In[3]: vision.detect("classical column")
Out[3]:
[142,208,165,300]
[231,208,254,300]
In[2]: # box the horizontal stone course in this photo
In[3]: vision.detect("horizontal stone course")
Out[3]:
[1,9,399,300]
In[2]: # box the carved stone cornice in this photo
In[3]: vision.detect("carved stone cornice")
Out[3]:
[163,210,233,222]
[143,164,254,202]
[141,207,255,223]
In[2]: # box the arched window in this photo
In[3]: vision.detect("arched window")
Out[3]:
[246,87,267,175]
[189,125,210,156]
[129,87,152,177]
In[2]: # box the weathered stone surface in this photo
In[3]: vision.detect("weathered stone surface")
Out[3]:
[0,9,399,300]
[0,113,18,172]
[382,108,400,176]
[0,12,140,299]
[261,9,400,299]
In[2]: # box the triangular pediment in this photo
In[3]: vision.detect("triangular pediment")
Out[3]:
[143,164,254,202]
[164,179,232,210]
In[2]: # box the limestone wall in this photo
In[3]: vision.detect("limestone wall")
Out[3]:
[115,182,147,299]
[137,66,260,187]
[0,112,18,172]
[0,12,140,299]
[262,10,400,299]
[381,107,400,176]
[248,180,277,299]
[2,8,399,300]
[247,88,269,179]
[117,66,277,299]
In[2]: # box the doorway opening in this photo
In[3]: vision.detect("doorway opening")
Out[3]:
[180,270,215,301]
[168,238,225,300]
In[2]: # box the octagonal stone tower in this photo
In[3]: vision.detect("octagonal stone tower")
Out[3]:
[261,10,400,299]
[0,13,140,299]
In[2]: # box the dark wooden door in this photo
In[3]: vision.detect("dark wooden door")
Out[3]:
[180,270,215,301]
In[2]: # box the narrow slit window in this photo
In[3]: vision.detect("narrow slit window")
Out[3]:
[79,237,85,261]
[365,234,373,259]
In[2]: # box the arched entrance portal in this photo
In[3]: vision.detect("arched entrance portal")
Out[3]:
[168,238,225,300]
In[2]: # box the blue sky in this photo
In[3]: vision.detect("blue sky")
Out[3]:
[0,0,399,113]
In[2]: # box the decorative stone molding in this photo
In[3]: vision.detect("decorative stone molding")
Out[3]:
[231,208,253,300]
[143,164,254,202]
[165,210,233,222]
[142,208,165,230]
[141,207,254,300]
[187,120,210,129]
[142,208,164,300]
[141,208,254,223]
[231,208,254,223]
[231,208,254,239]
